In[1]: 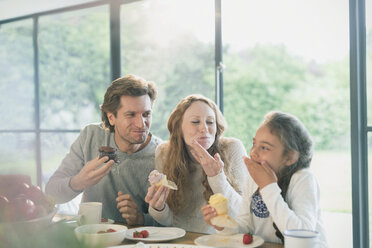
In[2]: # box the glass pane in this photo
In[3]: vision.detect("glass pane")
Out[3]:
[367,1,372,125]
[369,133,372,243]
[0,20,34,130]
[222,1,351,247]
[121,0,215,139]
[39,6,110,130]
[41,132,80,188]
[41,132,81,215]
[0,133,37,184]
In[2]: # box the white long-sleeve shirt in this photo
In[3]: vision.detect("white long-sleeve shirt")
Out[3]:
[222,168,328,247]
[149,137,248,234]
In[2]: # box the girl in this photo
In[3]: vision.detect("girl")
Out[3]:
[202,111,328,247]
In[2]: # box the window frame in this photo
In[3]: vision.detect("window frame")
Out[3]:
[0,0,368,246]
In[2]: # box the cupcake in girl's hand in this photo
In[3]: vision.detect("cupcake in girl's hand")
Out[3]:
[148,170,178,190]
[209,193,238,228]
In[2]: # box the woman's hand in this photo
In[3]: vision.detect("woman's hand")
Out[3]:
[190,140,224,177]
[201,205,224,231]
[145,185,170,211]
[243,156,277,189]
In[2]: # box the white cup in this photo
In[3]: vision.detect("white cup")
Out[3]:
[77,202,102,225]
[284,229,320,248]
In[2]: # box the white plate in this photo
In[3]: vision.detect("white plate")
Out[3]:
[101,218,115,224]
[108,244,210,248]
[194,234,264,248]
[61,218,115,227]
[125,226,186,242]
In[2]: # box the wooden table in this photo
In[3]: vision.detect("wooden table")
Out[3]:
[122,227,283,248]
[53,215,283,247]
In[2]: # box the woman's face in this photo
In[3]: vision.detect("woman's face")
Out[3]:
[181,101,217,150]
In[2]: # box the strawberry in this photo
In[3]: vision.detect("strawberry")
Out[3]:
[107,228,116,232]
[243,233,253,244]
[140,230,149,238]
[133,231,143,238]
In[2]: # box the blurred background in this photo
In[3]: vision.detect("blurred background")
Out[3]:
[0,0,370,247]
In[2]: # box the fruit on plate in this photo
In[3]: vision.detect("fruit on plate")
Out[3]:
[0,195,10,221]
[0,181,55,222]
[97,228,116,234]
[7,195,37,221]
[243,233,253,244]
[140,230,149,238]
[133,230,149,238]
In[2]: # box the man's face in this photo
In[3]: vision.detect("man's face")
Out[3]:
[107,95,152,150]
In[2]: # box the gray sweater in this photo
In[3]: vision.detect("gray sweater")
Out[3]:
[45,123,162,225]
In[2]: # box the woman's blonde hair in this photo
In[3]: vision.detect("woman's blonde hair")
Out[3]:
[162,94,239,213]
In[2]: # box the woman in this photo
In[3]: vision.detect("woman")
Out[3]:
[145,94,248,234]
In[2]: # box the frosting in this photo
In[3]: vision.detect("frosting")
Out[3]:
[148,170,164,185]
[209,193,227,206]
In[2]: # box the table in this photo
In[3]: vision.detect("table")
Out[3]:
[121,226,283,248]
[53,215,283,248]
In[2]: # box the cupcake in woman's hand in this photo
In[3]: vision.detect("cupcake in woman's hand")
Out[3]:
[99,146,119,163]
[148,170,178,190]
[209,193,237,228]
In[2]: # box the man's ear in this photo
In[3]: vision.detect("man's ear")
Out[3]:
[107,112,115,126]
[285,150,300,166]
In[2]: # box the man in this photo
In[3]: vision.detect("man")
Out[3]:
[46,74,162,225]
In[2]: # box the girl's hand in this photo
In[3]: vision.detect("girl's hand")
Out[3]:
[243,156,277,189]
[145,185,170,211]
[190,139,224,177]
[201,205,224,231]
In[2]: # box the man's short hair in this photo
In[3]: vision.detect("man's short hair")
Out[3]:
[100,74,157,132]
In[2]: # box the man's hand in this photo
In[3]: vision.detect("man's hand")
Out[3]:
[70,156,114,192]
[116,191,144,225]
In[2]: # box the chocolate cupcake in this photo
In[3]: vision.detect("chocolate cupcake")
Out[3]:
[98,146,119,163]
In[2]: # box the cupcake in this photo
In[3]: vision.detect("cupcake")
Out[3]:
[148,170,178,190]
[98,146,119,163]
[209,193,228,215]
[209,193,238,228]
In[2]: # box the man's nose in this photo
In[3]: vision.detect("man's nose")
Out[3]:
[136,116,146,128]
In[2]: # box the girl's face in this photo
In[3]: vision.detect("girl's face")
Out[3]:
[249,124,291,175]
[181,101,216,150]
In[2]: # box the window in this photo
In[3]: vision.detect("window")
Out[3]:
[0,0,369,245]
[38,6,110,186]
[222,1,351,247]
[121,0,215,139]
[0,20,36,180]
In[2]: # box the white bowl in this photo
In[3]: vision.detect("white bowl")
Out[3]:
[74,223,127,247]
